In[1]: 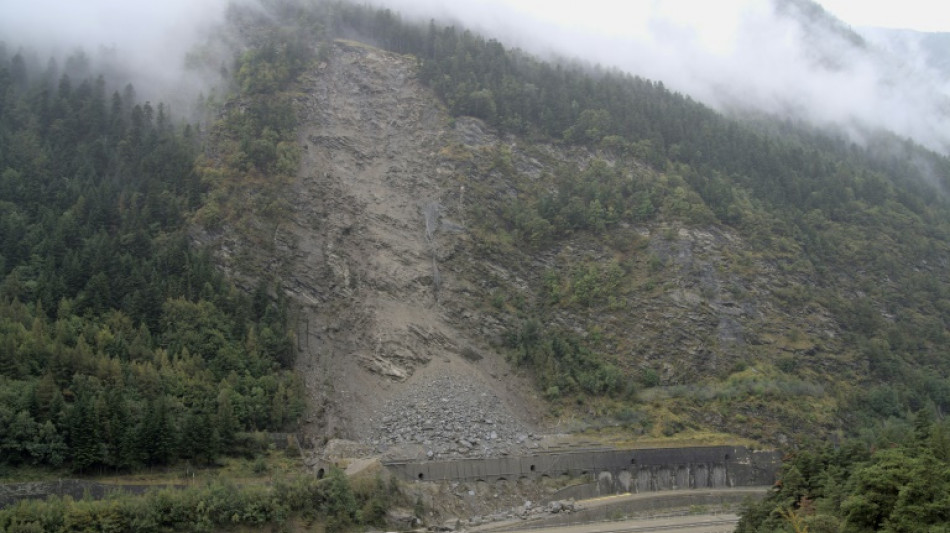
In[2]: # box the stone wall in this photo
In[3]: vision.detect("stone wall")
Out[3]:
[383,446,779,494]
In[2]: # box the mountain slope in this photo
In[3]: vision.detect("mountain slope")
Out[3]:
[0,48,302,473]
[202,39,830,451]
[200,1,950,453]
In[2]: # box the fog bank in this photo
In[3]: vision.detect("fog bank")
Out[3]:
[0,0,236,114]
[372,0,950,154]
[2,0,947,153]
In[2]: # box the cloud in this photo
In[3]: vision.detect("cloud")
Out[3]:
[0,0,230,63]
[2,0,946,153]
[370,0,950,154]
[0,0,236,114]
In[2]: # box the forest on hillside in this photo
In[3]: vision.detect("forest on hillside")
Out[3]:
[737,414,950,532]
[0,44,302,473]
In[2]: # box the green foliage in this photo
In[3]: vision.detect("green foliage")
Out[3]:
[506,320,626,399]
[565,259,625,308]
[0,49,300,472]
[355,475,395,527]
[504,160,658,246]
[0,470,401,533]
[322,467,357,532]
[193,3,314,237]
[737,416,950,532]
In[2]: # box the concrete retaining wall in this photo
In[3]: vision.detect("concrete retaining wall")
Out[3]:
[384,446,779,494]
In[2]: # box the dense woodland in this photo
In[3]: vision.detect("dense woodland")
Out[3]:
[0,46,301,473]
[737,414,950,532]
[0,465,401,532]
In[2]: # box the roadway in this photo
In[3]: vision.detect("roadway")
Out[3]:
[469,488,765,533]
[483,513,739,533]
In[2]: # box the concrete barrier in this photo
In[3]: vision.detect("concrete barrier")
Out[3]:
[383,446,779,494]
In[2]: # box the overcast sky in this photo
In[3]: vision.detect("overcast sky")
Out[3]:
[372,0,950,153]
[1,0,948,151]
[820,0,950,32]
[1,1,944,69]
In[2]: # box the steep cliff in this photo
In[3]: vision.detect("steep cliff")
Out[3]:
[200,41,554,460]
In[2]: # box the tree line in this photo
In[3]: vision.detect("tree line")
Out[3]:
[0,468,401,532]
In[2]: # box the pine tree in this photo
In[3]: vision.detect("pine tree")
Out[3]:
[143,396,176,465]
[67,392,102,473]
[216,387,239,450]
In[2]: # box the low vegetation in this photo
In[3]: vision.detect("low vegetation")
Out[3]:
[0,467,403,533]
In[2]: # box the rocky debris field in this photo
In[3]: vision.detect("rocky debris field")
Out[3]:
[367,374,542,460]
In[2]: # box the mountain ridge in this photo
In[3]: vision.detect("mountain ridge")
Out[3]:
[197,39,553,460]
[200,35,860,453]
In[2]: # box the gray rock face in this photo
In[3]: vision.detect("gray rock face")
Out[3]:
[229,41,548,445]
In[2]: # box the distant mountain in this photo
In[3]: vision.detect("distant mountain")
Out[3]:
[862,27,950,83]
[767,0,950,154]
[372,0,950,156]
